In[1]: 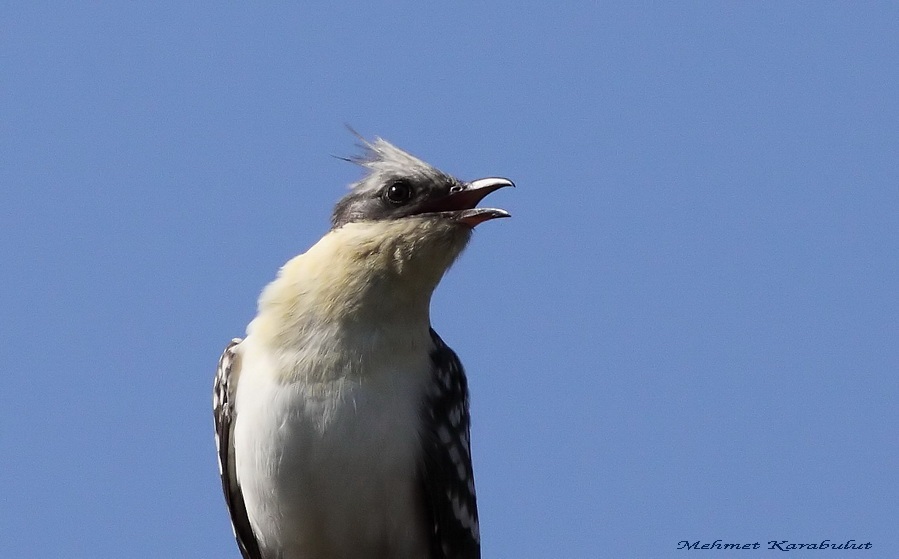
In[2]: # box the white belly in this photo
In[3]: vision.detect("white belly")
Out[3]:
[233,342,431,559]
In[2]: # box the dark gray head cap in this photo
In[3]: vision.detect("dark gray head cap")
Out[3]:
[331,138,462,229]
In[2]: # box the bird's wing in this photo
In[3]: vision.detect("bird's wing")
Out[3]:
[419,329,481,559]
[213,338,264,559]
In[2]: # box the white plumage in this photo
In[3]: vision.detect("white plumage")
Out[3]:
[214,138,511,559]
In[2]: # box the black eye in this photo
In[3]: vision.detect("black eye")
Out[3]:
[384,180,414,205]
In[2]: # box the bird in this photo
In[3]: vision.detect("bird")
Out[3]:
[213,135,512,559]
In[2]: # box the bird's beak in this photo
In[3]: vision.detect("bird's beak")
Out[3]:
[423,177,514,227]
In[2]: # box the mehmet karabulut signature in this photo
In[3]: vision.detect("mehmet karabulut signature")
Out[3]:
[677,539,872,551]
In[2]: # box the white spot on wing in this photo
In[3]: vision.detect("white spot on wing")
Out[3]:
[437,425,452,444]
[450,493,480,542]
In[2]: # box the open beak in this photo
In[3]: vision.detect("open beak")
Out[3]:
[427,177,514,227]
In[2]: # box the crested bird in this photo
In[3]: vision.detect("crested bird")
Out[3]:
[213,136,512,559]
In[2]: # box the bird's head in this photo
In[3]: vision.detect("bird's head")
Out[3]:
[332,137,512,229]
[254,137,512,345]
[325,137,513,290]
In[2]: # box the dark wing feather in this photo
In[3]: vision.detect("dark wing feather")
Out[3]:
[213,338,264,559]
[419,329,481,559]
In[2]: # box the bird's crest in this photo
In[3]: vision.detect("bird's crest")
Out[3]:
[342,133,455,196]
[330,130,466,229]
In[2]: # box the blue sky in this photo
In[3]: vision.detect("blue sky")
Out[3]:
[2,3,897,557]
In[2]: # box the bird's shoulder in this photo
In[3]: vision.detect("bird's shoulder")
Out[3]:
[214,338,264,559]
[419,329,481,559]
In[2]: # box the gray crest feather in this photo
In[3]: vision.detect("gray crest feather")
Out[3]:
[330,136,460,229]
[347,137,454,195]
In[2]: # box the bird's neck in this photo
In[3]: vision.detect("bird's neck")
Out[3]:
[251,221,466,352]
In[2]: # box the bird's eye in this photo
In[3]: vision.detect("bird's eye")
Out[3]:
[384,181,414,205]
